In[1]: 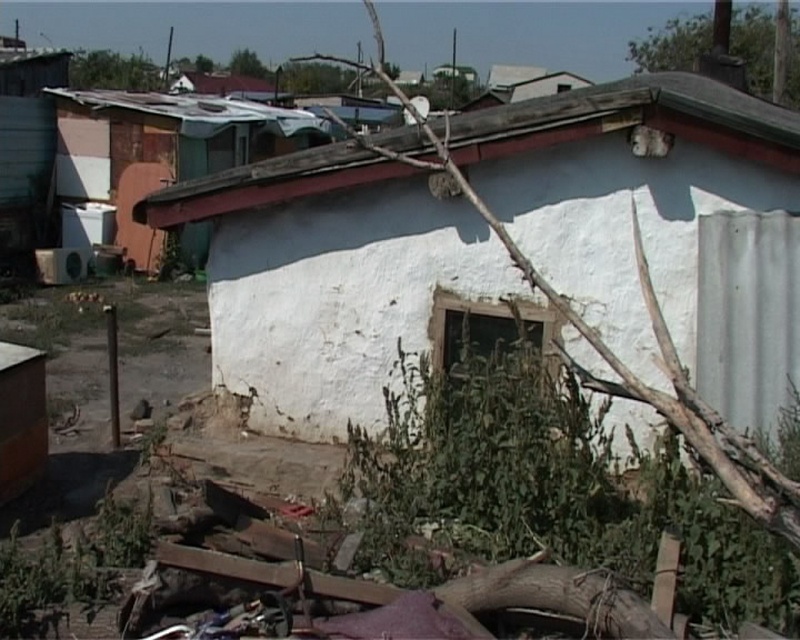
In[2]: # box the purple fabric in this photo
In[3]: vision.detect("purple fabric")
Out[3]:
[313,591,480,640]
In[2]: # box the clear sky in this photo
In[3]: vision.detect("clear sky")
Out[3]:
[2,2,720,83]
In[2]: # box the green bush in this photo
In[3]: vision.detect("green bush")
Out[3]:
[341,338,800,634]
[0,487,153,638]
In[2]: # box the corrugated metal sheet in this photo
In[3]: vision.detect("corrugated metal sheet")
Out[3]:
[697,210,800,436]
[0,96,56,207]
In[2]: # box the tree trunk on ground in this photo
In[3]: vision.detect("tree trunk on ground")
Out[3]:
[435,559,675,639]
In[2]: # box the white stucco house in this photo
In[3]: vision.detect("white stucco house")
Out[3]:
[134,72,800,453]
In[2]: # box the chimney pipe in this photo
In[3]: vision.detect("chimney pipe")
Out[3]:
[712,0,733,55]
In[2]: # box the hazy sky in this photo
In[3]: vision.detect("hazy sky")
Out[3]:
[2,2,723,83]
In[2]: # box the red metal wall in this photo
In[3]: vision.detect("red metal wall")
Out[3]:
[0,355,47,505]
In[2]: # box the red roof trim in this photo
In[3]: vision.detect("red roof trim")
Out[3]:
[145,106,800,230]
[147,118,605,229]
[646,105,800,176]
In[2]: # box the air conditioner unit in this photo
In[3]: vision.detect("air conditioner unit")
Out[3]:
[34,248,94,285]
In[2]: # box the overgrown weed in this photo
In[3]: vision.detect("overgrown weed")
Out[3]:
[0,486,153,638]
[340,337,800,633]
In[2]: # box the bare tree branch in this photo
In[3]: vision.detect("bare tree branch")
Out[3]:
[290,53,372,74]
[311,0,800,550]
[320,107,445,171]
[364,0,385,67]
[552,341,649,405]
[630,193,690,390]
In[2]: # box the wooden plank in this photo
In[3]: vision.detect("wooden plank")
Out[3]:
[155,541,403,606]
[651,528,682,627]
[203,479,270,526]
[235,514,327,569]
[332,532,365,572]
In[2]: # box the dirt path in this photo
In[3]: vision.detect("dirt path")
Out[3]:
[0,278,347,540]
[0,278,212,536]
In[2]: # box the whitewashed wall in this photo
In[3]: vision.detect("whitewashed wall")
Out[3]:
[207,131,800,453]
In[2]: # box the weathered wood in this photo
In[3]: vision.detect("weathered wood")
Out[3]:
[155,541,403,606]
[153,505,220,536]
[235,514,327,569]
[332,531,365,572]
[203,479,270,526]
[651,528,682,627]
[434,558,675,639]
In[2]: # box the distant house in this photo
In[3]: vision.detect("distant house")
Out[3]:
[134,72,800,450]
[397,70,425,86]
[0,50,71,97]
[293,94,386,109]
[0,35,26,49]
[487,64,547,92]
[463,71,594,112]
[432,64,479,84]
[511,71,593,101]
[171,71,273,96]
[460,90,512,112]
[44,88,331,273]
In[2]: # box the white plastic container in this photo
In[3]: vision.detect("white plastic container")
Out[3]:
[61,202,117,249]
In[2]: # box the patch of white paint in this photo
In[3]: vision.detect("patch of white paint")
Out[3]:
[56,154,111,200]
[207,131,800,454]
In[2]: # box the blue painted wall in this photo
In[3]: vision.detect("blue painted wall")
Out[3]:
[0,96,56,208]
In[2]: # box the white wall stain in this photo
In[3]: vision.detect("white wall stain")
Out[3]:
[207,132,800,454]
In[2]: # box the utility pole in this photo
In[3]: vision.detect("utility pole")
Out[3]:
[14,19,19,51]
[357,41,363,97]
[449,28,457,111]
[774,0,790,105]
[163,26,174,92]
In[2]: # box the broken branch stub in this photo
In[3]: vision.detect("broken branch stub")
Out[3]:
[336,0,800,551]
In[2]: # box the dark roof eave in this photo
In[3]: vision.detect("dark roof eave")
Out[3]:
[139,85,655,208]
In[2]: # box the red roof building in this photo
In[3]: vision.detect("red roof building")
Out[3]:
[174,71,275,96]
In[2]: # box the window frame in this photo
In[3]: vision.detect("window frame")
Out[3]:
[429,290,557,373]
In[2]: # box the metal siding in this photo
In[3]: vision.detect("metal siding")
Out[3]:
[697,210,800,436]
[0,96,56,207]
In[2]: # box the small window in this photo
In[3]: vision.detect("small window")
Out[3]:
[557,83,572,93]
[443,309,544,373]
[431,291,555,376]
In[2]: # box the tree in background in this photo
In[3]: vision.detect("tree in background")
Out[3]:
[628,4,800,107]
[382,62,401,80]
[69,49,162,91]
[195,54,214,74]
[282,62,358,94]
[229,48,267,79]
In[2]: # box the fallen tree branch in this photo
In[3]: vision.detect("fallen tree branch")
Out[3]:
[434,558,675,639]
[316,0,800,551]
[320,107,445,171]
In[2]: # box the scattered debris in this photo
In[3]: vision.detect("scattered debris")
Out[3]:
[130,399,153,421]
[167,412,193,431]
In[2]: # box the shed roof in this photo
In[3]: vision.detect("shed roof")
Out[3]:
[0,49,71,68]
[134,72,800,228]
[0,341,45,373]
[43,88,331,139]
[488,64,548,89]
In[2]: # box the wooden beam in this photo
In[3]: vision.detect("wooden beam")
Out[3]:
[235,515,327,569]
[651,528,682,627]
[155,541,403,606]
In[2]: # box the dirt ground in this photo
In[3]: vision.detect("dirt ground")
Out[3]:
[0,277,345,540]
